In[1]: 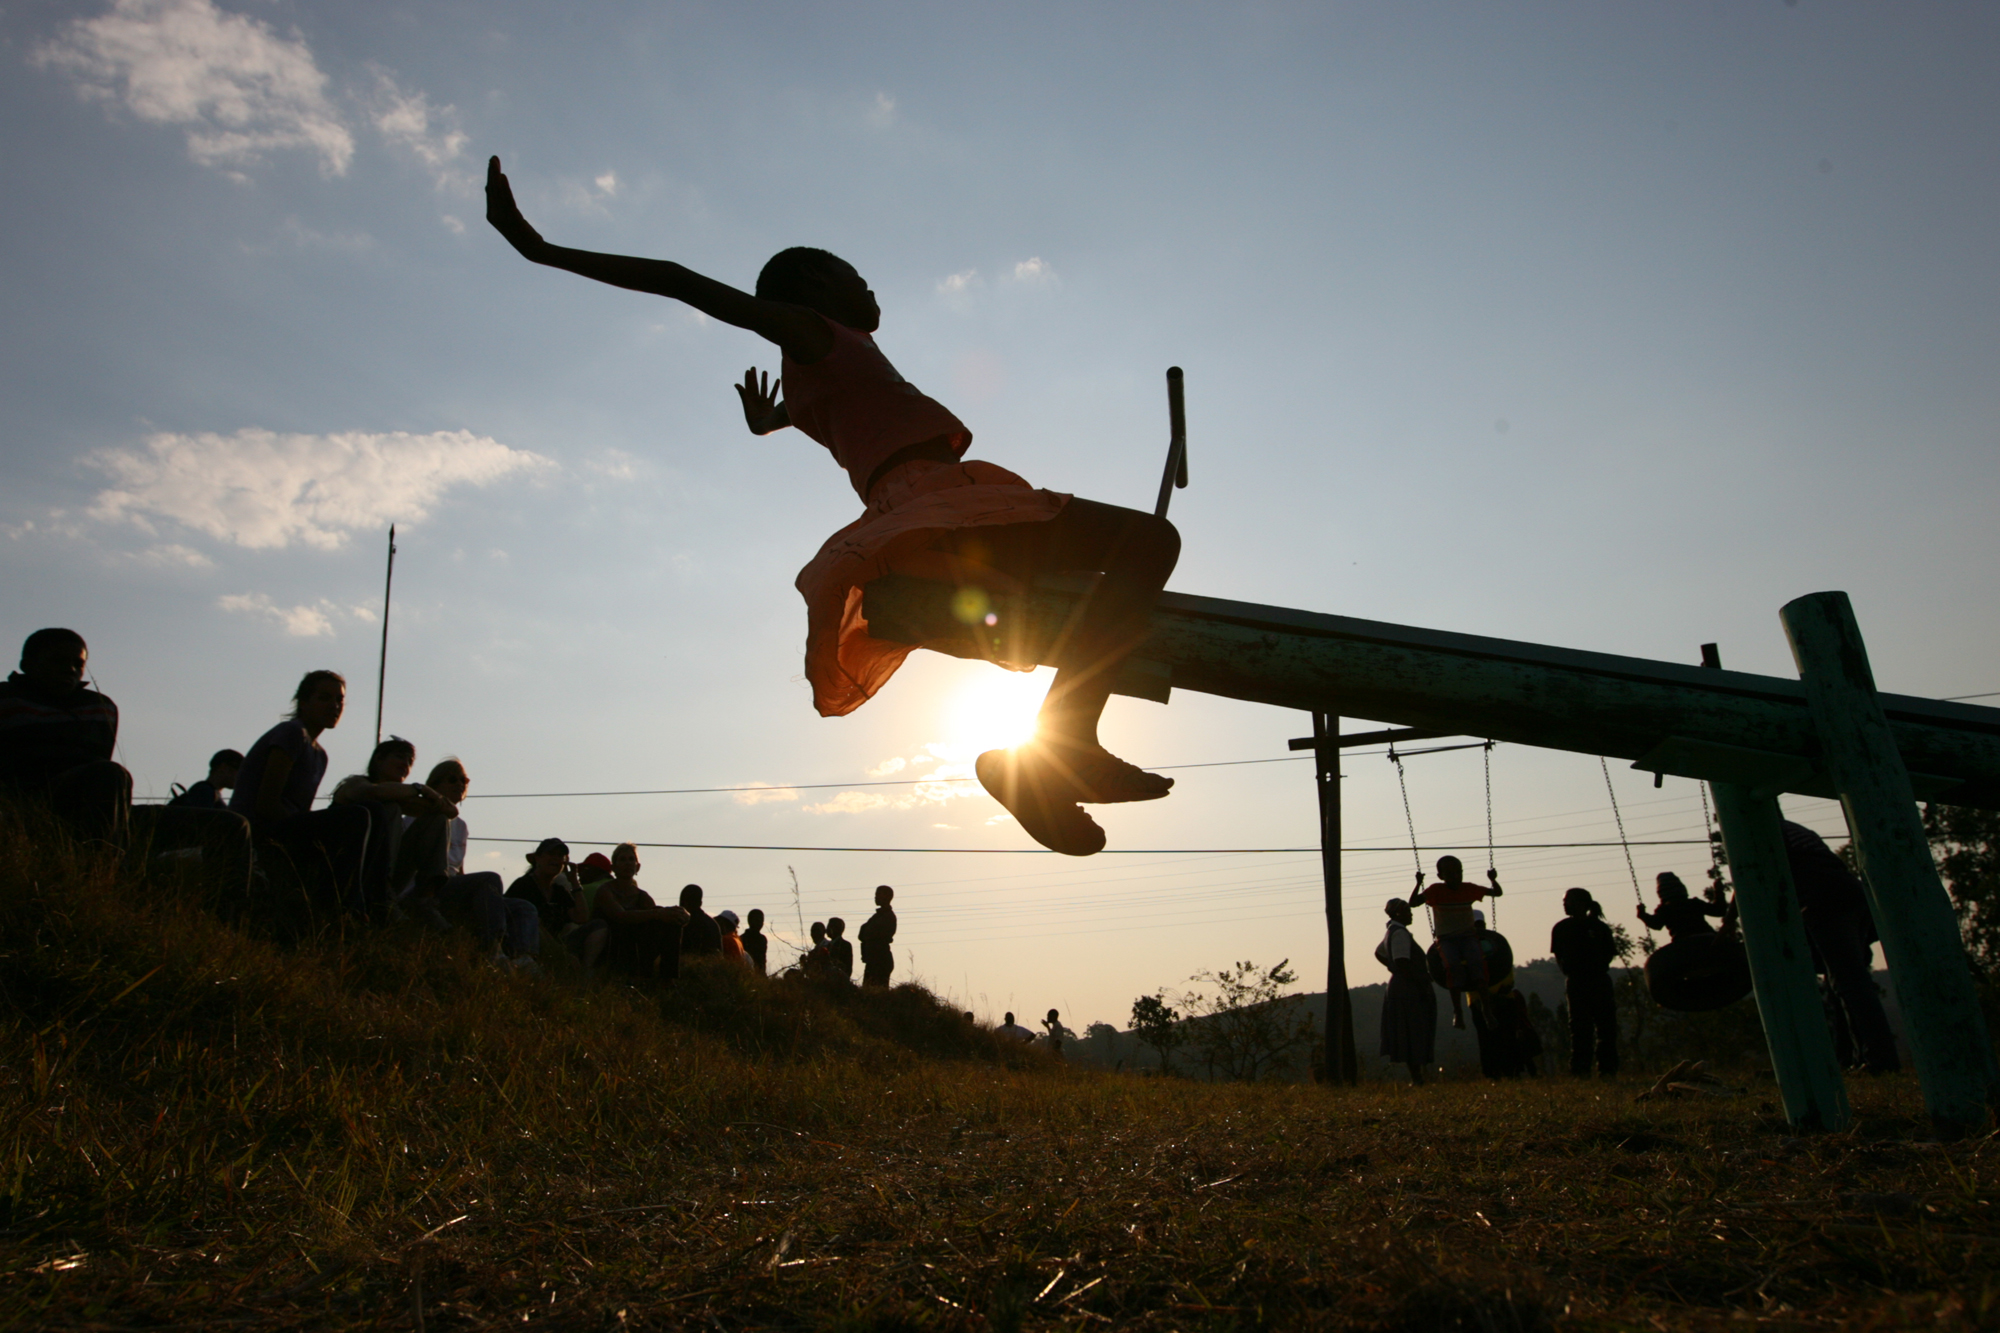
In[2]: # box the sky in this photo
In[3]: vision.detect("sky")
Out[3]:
[4,0,1997,1038]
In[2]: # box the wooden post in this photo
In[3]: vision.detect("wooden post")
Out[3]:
[1781,591,2000,1135]
[1708,781,1852,1130]
[1313,712,1359,1084]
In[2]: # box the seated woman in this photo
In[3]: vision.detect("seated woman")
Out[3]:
[419,758,540,966]
[506,838,608,975]
[1637,871,1729,941]
[330,736,457,916]
[592,842,687,980]
[229,670,372,915]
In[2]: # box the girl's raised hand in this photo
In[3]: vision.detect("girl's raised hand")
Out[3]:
[485,156,546,257]
[734,367,784,435]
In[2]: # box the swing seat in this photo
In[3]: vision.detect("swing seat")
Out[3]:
[1644,934,1753,1012]
[1426,931,1514,993]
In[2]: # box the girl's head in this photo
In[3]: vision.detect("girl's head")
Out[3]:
[1563,887,1602,918]
[757,247,879,332]
[1656,871,1691,903]
[288,669,346,728]
[427,758,468,799]
[367,736,416,782]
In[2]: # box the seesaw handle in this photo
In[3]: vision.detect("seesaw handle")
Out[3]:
[1155,366,1188,519]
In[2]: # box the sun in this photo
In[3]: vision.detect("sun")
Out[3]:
[942,666,1050,754]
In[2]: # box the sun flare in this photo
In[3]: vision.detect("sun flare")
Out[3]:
[943,667,1049,755]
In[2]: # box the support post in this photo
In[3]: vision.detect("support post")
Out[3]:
[1312,712,1359,1084]
[1782,591,2000,1135]
[1709,781,1852,1130]
[374,524,397,748]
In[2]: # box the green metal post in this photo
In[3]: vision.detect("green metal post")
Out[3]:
[1781,591,2000,1136]
[1708,781,1852,1130]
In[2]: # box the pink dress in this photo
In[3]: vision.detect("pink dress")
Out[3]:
[786,318,1069,717]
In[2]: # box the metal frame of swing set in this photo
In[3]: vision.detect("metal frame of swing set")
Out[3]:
[859,370,2000,1136]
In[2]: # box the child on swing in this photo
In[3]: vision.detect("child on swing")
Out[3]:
[484,158,1180,855]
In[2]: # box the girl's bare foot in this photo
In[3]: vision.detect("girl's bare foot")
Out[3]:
[975,748,1107,857]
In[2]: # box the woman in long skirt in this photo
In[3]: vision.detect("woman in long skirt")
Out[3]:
[1376,898,1437,1084]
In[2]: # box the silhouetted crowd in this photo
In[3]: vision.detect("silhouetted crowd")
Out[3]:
[0,628,899,987]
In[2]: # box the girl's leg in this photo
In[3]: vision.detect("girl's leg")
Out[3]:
[935,499,1179,854]
[941,498,1180,754]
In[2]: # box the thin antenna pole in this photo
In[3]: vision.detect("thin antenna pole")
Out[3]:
[374,524,397,747]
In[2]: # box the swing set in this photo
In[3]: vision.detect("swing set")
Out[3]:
[864,369,2000,1134]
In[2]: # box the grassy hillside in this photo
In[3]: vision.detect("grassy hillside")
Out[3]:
[2,806,1993,1330]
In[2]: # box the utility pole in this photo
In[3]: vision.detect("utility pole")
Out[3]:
[1292,713,1358,1084]
[374,524,396,747]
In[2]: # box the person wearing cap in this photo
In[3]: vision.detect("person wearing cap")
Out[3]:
[716,910,750,966]
[594,842,687,981]
[574,851,616,918]
[506,838,607,973]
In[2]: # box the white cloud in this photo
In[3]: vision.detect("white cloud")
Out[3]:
[936,269,980,296]
[36,0,355,176]
[803,791,893,815]
[866,91,897,129]
[86,428,554,551]
[365,68,469,189]
[594,171,618,197]
[1008,257,1058,287]
[584,449,640,481]
[732,782,800,806]
[131,542,214,568]
[440,214,466,235]
[803,744,980,815]
[217,591,375,638]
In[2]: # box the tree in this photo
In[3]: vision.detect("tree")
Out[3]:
[1925,803,2000,1027]
[1181,959,1317,1082]
[1128,992,1185,1074]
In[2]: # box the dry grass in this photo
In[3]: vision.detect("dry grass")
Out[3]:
[2,807,1996,1331]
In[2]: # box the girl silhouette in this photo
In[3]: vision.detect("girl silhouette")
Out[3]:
[485,158,1180,854]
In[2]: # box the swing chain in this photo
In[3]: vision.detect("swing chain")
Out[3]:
[1483,740,1497,928]
[1601,756,1652,943]
[1390,748,1434,933]
[1699,781,1726,894]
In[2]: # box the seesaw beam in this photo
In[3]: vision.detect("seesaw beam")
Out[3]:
[861,574,2000,809]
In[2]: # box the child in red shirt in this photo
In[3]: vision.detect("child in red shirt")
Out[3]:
[1413,854,1505,1028]
[486,159,1178,857]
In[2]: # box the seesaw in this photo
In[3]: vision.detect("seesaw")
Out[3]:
[863,368,2000,1135]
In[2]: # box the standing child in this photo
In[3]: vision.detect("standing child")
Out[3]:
[485,159,1180,856]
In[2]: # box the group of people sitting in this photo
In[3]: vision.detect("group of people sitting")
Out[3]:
[0,629,901,986]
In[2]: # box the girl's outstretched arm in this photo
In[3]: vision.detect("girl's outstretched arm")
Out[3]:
[486,157,831,360]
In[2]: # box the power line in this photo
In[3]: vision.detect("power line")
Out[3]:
[466,836,1712,854]
[458,753,1317,800]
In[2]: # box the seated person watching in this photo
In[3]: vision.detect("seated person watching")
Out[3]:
[506,838,607,974]
[593,842,687,980]
[331,736,457,917]
[169,749,243,809]
[0,627,129,839]
[231,670,371,914]
[416,758,540,966]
